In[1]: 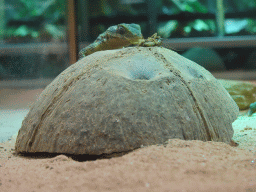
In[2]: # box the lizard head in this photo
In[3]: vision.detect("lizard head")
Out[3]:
[108,23,144,45]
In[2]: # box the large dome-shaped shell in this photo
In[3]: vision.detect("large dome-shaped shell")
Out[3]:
[15,47,239,155]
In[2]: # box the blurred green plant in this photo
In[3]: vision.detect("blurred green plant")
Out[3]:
[246,19,256,34]
[225,0,256,12]
[3,0,256,41]
[4,0,66,42]
[170,0,208,13]
[158,0,213,38]
[159,0,256,38]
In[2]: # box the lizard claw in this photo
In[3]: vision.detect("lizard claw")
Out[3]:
[139,33,162,47]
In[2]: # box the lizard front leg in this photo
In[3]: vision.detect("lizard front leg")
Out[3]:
[139,33,162,47]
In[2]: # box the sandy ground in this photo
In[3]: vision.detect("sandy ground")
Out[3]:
[0,87,256,192]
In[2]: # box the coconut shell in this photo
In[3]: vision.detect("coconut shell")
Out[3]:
[15,47,239,155]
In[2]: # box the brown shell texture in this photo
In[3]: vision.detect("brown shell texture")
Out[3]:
[15,47,239,155]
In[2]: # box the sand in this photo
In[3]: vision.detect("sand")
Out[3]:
[0,88,256,192]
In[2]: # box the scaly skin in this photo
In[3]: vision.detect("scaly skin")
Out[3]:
[79,23,162,58]
[79,23,144,58]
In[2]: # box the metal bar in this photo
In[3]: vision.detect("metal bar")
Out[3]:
[0,78,54,89]
[146,0,158,37]
[0,43,68,55]
[79,0,89,42]
[0,36,255,56]
[211,70,256,80]
[162,36,256,50]
[216,0,225,37]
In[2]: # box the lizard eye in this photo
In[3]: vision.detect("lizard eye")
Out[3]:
[117,26,126,35]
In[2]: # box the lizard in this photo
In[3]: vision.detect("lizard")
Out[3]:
[79,23,162,58]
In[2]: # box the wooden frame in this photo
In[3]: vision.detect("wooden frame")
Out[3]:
[67,0,78,64]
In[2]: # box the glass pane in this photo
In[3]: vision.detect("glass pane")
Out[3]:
[79,0,149,42]
[157,19,216,38]
[157,0,215,38]
[0,0,69,80]
[161,0,209,15]
[223,0,256,36]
